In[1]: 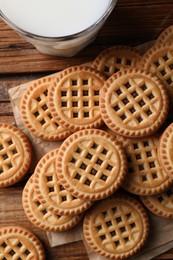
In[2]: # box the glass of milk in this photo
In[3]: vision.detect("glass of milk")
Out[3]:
[0,0,117,56]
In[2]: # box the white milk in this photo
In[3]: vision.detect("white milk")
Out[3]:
[0,0,112,37]
[0,0,116,56]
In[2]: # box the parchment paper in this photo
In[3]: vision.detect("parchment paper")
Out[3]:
[8,48,173,258]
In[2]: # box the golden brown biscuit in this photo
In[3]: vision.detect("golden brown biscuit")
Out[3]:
[121,135,173,195]
[22,176,83,231]
[33,148,93,215]
[155,25,173,44]
[20,76,70,141]
[0,123,32,187]
[92,46,141,78]
[158,122,173,179]
[0,225,45,259]
[57,129,127,201]
[100,68,169,137]
[48,65,106,132]
[140,186,173,218]
[83,194,149,259]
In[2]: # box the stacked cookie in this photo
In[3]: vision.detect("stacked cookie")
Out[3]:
[2,24,173,259]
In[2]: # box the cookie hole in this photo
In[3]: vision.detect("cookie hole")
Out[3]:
[148,93,154,100]
[130,107,136,114]
[86,153,93,160]
[55,122,59,128]
[83,90,88,96]
[116,89,122,95]
[114,240,120,248]
[137,116,143,123]
[122,98,129,105]
[139,164,144,170]
[60,185,65,191]
[133,143,138,149]
[100,235,106,241]
[163,55,169,61]
[76,147,82,154]
[128,167,134,173]
[160,69,166,76]
[102,211,107,217]
[120,227,126,233]
[0,168,4,175]
[124,82,131,89]
[117,57,122,64]
[169,64,173,70]
[102,148,108,155]
[146,151,152,157]
[97,225,102,231]
[101,174,108,181]
[94,90,99,95]
[92,143,98,149]
[47,176,52,182]
[43,89,48,96]
[42,104,48,111]
[111,230,116,236]
[72,80,77,85]
[152,172,158,179]
[0,144,3,150]
[112,207,117,214]
[124,237,130,243]
[135,154,141,160]
[142,175,147,182]
[126,213,131,219]
[94,101,99,106]
[49,187,54,192]
[34,111,39,117]
[90,168,97,176]
[167,78,173,85]
[40,119,46,125]
[83,79,88,85]
[71,157,77,163]
[85,179,91,186]
[143,141,149,147]
[106,221,112,227]
[166,189,173,197]
[48,114,53,119]
[8,140,13,146]
[84,112,89,117]
[131,91,138,98]
[62,101,67,107]
[154,61,160,67]
[116,217,122,223]
[149,162,155,168]
[130,222,136,228]
[72,101,78,107]
[24,249,31,256]
[104,66,110,72]
[106,164,113,171]
[74,173,81,180]
[62,196,67,202]
[17,242,22,248]
[139,100,146,107]
[83,101,89,107]
[121,114,127,121]
[127,156,132,163]
[3,154,8,160]
[36,201,41,207]
[61,91,67,97]
[72,91,78,96]
[126,59,131,65]
[96,158,103,165]
[7,163,13,169]
[36,97,41,102]
[140,84,147,91]
[80,163,87,170]
[146,109,152,116]
[113,105,120,111]
[2,242,7,248]
[9,249,15,256]
[42,209,47,215]
[158,196,164,203]
[73,112,78,118]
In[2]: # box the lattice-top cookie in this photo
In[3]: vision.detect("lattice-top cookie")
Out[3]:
[20,76,70,141]
[0,225,45,259]
[0,123,32,187]
[22,176,83,231]
[83,194,149,259]
[92,46,141,78]
[140,42,173,107]
[122,135,172,195]
[100,68,169,137]
[158,122,173,179]
[48,65,106,132]
[141,186,173,218]
[155,25,173,45]
[57,129,127,201]
[33,148,93,215]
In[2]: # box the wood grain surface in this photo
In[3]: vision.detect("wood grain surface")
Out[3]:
[1,0,173,259]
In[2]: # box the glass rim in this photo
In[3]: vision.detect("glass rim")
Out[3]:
[0,0,116,42]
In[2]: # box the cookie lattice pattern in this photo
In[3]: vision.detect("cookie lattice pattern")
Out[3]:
[31,89,61,131]
[0,238,33,259]
[156,188,173,208]
[60,77,100,120]
[68,140,116,190]
[111,78,159,127]
[94,205,139,252]
[0,133,20,175]
[126,139,164,184]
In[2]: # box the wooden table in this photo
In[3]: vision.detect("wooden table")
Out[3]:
[1,0,173,259]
